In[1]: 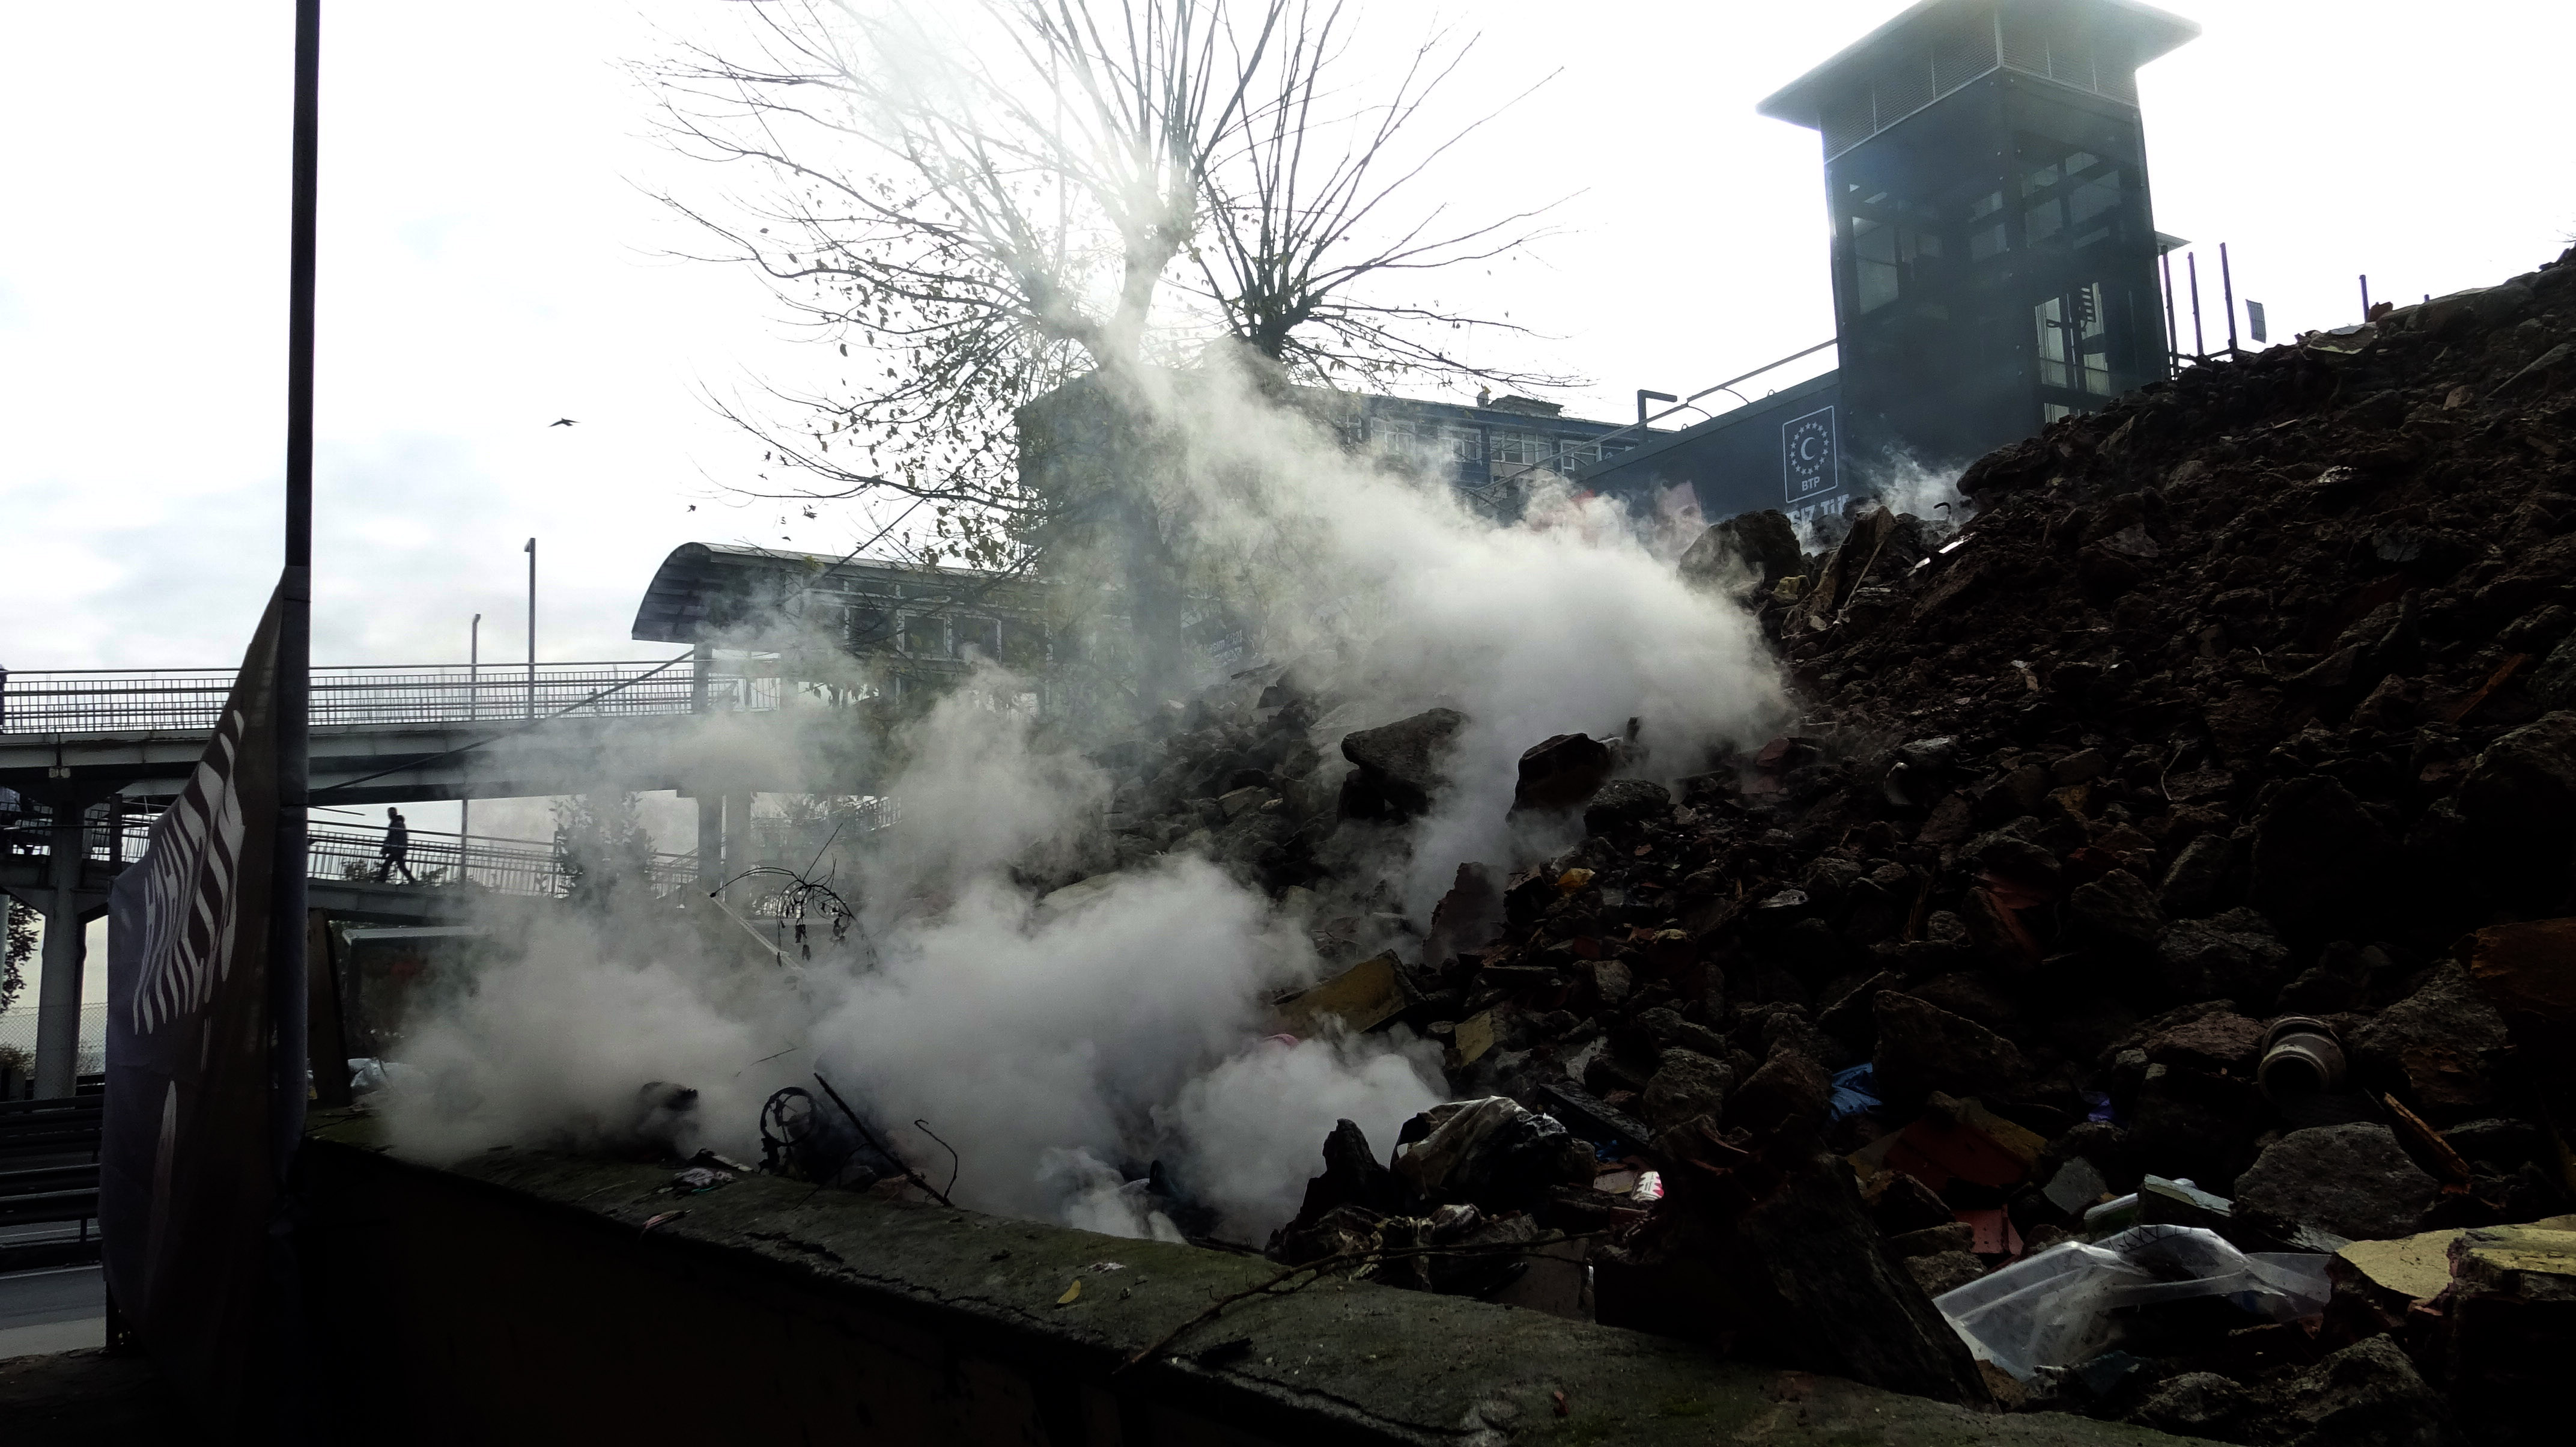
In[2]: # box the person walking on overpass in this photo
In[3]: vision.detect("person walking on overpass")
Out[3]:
[379,807,418,885]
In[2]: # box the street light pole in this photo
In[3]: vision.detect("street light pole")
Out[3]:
[462,613,479,881]
[523,537,536,720]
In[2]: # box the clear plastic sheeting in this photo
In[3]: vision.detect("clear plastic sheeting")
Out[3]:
[1933,1225,2331,1382]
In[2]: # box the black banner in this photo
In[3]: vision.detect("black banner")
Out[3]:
[102,583,285,1428]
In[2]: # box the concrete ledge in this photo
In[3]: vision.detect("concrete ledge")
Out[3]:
[302,1115,2181,1445]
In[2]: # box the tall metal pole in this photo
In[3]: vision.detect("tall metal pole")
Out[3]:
[2187,252,2207,360]
[2161,251,2180,373]
[2360,274,2372,321]
[2220,243,2240,356]
[523,538,536,720]
[272,0,318,1171]
[462,614,478,882]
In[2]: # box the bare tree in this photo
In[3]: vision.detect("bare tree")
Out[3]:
[1192,3,1572,392]
[649,1,1564,558]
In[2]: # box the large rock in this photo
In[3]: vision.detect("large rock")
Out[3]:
[2140,1010,2265,1073]
[1595,1147,1989,1405]
[1872,992,2029,1099]
[1337,707,1465,822]
[1677,509,1801,592]
[2250,776,2396,939]
[2352,961,2512,1112]
[2155,907,2292,1004]
[2235,1124,2441,1243]
[1582,778,1672,835]
[2455,710,2576,900]
[1508,732,1611,814]
[2067,868,2164,948]
[2125,1372,2252,1439]
[2252,1334,2448,1447]
[1726,1041,1832,1139]
[2158,831,2235,918]
[2435,1222,2576,1446]
[1639,1047,1733,1132]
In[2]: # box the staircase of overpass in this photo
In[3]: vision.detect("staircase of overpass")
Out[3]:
[0,656,851,1098]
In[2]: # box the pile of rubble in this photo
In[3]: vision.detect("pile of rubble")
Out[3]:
[1221,248,2576,1442]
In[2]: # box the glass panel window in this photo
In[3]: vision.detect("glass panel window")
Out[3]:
[901,614,944,657]
[2068,172,2122,225]
[954,617,1000,660]
[1855,217,1901,313]
[2034,283,2113,397]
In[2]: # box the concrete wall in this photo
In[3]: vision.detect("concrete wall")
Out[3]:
[299,1119,2177,1446]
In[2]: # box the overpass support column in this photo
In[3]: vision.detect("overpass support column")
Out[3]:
[722,792,753,897]
[696,797,722,891]
[691,642,721,891]
[34,800,90,1098]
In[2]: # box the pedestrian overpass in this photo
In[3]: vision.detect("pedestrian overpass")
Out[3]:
[0,656,857,1097]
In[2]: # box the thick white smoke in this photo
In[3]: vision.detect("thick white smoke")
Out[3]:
[381,352,1789,1246]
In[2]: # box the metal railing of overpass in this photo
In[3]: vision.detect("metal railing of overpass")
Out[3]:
[0,661,780,736]
[1,803,698,901]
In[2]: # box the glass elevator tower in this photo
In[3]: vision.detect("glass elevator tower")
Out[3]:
[1758,0,2198,469]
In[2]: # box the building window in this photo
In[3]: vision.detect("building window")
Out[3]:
[1855,218,1900,313]
[846,605,893,650]
[954,617,1000,660]
[901,614,945,657]
[1489,429,1551,466]
[2035,283,2112,397]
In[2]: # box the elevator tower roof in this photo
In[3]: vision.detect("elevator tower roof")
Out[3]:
[1758,0,2199,159]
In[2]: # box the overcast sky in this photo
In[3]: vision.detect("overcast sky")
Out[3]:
[5,1,2571,685]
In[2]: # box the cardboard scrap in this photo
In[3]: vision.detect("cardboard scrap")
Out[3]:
[1451,1010,1496,1067]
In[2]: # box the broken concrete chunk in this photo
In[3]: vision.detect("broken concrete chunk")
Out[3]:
[1885,1221,1975,1260]
[1508,732,1612,814]
[2067,867,2164,947]
[2154,907,2291,1004]
[2336,1228,2466,1302]
[2042,1156,2110,1217]
[1871,993,2029,1100]
[1677,509,1802,591]
[2125,1372,2252,1440]
[2157,830,2234,918]
[2351,961,2511,1112]
[2465,916,2576,1053]
[2234,1123,2441,1243]
[2249,775,2396,940]
[1639,1047,1731,1133]
[1272,951,1407,1036]
[1904,1251,1987,1297]
[1337,707,1465,822]
[1582,778,1672,835]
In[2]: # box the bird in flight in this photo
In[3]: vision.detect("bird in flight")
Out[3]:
[548,418,578,427]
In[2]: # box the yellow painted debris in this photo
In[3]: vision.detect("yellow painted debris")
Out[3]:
[1274,951,1407,1036]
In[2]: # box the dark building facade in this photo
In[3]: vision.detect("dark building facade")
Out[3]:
[631,542,1052,704]
[1583,0,2195,528]
[1326,391,1642,508]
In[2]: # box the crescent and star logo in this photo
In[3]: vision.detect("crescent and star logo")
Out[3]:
[1782,406,1838,501]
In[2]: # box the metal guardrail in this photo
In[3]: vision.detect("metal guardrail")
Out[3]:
[0,804,697,901]
[0,661,780,736]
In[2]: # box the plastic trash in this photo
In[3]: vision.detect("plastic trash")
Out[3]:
[346,1057,411,1094]
[1827,1062,1881,1121]
[1933,1224,2331,1382]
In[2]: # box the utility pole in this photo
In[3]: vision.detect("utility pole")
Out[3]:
[524,538,536,720]
[269,0,318,1168]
